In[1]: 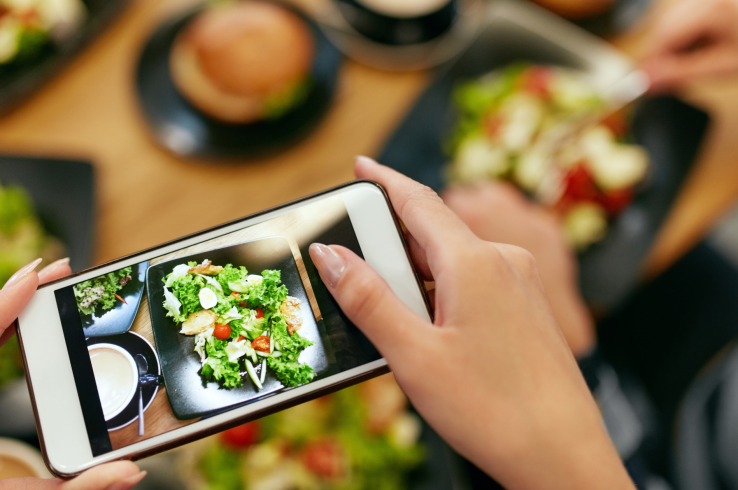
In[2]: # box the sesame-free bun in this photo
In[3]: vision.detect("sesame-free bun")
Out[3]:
[531,0,615,19]
[170,1,315,124]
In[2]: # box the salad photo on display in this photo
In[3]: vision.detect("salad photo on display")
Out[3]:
[73,266,133,316]
[448,63,649,249]
[162,259,315,391]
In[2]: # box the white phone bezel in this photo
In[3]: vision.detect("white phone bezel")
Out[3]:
[17,181,430,477]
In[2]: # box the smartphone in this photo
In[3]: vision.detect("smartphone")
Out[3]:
[16,181,431,477]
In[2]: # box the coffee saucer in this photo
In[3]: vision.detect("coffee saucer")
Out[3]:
[86,332,161,431]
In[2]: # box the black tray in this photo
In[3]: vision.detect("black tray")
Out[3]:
[0,155,95,272]
[146,236,329,420]
[378,16,710,309]
[0,0,129,116]
[80,261,149,338]
[135,3,342,159]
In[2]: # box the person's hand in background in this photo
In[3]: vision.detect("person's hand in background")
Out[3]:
[0,259,145,490]
[643,0,738,92]
[309,157,634,490]
[443,182,595,358]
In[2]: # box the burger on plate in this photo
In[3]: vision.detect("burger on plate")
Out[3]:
[170,1,315,124]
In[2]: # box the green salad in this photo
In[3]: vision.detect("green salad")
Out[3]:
[181,376,425,490]
[0,182,65,288]
[162,260,314,390]
[0,182,65,387]
[73,267,133,316]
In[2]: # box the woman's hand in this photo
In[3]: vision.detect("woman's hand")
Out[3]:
[0,259,146,490]
[442,182,595,358]
[643,0,738,92]
[309,157,634,490]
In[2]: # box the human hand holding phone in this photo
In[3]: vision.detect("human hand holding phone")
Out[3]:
[0,259,145,490]
[310,157,634,490]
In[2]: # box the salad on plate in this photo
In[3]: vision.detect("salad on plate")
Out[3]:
[448,63,649,249]
[73,266,133,316]
[162,260,314,390]
[175,375,425,490]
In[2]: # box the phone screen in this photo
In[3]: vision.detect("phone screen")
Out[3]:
[53,195,381,456]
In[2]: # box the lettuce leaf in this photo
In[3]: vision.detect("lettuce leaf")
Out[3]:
[200,337,242,388]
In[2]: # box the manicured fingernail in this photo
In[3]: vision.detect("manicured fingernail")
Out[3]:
[310,243,346,289]
[39,257,70,275]
[355,155,379,166]
[2,258,42,290]
[105,470,147,490]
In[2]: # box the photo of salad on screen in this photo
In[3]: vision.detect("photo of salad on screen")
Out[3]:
[162,260,315,390]
[73,267,133,316]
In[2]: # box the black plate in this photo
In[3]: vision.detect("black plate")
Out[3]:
[0,0,129,116]
[146,236,329,420]
[377,20,710,309]
[0,155,95,272]
[135,4,342,159]
[80,261,150,337]
[86,332,161,431]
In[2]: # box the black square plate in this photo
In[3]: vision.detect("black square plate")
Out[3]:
[378,2,710,309]
[146,236,329,420]
[0,154,95,272]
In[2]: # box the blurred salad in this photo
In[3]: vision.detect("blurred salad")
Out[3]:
[177,375,425,490]
[0,0,86,67]
[73,266,132,316]
[0,181,65,386]
[0,181,65,287]
[448,63,649,249]
[163,260,314,390]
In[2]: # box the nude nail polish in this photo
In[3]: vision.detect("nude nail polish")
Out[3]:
[309,243,346,289]
[2,258,42,290]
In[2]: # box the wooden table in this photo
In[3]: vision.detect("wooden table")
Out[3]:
[0,0,736,276]
[2,0,738,447]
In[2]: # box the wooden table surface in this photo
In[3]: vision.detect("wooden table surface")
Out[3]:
[0,0,736,277]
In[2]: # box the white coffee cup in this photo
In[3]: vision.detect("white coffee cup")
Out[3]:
[88,343,138,421]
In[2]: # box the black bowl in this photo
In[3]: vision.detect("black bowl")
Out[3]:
[135,3,342,160]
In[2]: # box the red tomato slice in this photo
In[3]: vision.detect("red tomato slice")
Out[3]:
[252,336,270,353]
[256,307,264,319]
[221,422,260,449]
[213,323,231,341]
[563,164,600,202]
[300,439,345,479]
[237,335,245,343]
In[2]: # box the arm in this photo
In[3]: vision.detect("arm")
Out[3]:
[309,157,634,490]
